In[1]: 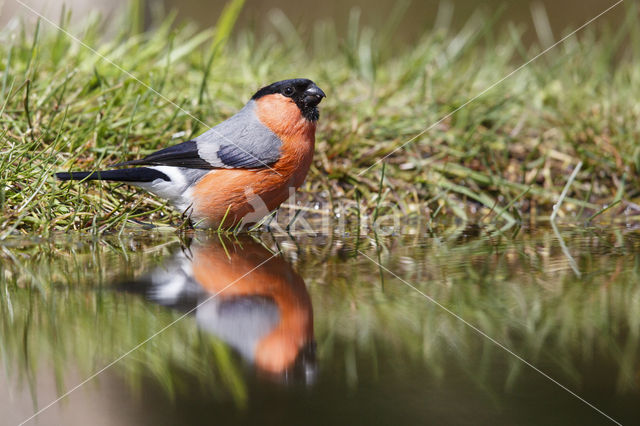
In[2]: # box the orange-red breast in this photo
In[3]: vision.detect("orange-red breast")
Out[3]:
[56,79,326,227]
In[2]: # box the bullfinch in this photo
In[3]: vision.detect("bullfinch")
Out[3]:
[118,237,315,378]
[56,78,326,227]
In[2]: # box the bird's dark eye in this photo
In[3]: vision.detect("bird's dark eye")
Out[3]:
[283,86,294,97]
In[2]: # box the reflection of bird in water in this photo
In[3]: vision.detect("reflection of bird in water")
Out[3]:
[119,237,315,381]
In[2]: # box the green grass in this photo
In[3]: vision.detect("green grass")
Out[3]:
[1,1,640,234]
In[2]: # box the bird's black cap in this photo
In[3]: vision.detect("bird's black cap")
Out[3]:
[252,78,326,121]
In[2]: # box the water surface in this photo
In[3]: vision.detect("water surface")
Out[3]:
[1,227,639,425]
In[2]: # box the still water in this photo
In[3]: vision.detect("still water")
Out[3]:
[1,227,639,425]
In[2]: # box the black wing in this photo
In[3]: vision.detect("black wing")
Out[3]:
[113,140,214,169]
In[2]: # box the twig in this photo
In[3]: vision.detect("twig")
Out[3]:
[550,161,582,223]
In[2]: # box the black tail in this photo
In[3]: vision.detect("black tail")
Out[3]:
[55,167,169,183]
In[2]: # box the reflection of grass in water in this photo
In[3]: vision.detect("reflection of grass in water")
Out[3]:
[296,229,640,393]
[1,230,640,410]
[0,236,248,408]
[2,2,640,233]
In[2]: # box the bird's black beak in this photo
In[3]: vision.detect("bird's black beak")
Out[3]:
[303,84,326,107]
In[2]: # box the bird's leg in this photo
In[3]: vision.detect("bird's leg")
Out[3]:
[178,204,195,230]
